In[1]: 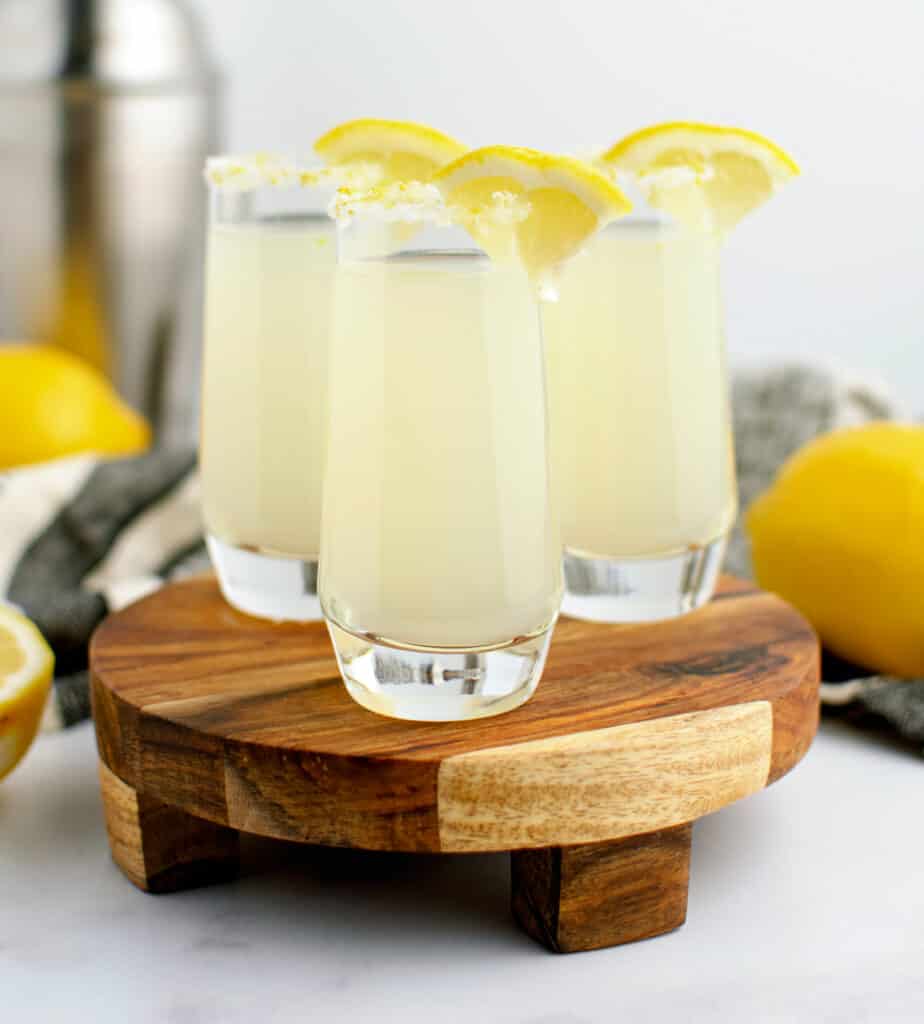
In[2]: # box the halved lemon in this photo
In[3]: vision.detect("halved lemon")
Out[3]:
[433,146,631,281]
[600,122,799,233]
[0,605,54,782]
[314,118,467,185]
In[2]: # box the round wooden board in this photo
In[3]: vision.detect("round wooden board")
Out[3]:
[90,574,819,951]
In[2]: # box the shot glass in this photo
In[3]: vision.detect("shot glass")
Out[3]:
[320,210,562,721]
[200,158,334,620]
[543,214,736,622]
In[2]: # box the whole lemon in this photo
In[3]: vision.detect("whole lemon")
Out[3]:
[0,344,150,469]
[747,422,924,677]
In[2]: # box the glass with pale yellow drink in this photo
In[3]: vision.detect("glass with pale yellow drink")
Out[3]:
[543,121,799,622]
[200,160,334,620]
[543,216,735,621]
[320,213,562,721]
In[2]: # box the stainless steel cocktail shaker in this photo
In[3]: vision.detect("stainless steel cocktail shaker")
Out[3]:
[0,0,218,442]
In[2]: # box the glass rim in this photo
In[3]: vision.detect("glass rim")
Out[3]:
[331,181,531,236]
[204,153,333,193]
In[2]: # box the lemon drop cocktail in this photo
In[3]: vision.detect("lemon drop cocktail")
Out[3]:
[543,123,799,621]
[319,137,629,720]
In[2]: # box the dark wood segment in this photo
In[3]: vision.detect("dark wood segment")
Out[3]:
[511,825,693,952]
[222,744,440,851]
[768,644,821,783]
[90,574,819,854]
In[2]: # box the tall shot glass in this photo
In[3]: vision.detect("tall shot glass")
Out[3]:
[543,213,736,622]
[320,212,563,721]
[200,158,334,620]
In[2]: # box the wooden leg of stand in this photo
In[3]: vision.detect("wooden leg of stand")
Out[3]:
[511,824,693,953]
[98,760,240,894]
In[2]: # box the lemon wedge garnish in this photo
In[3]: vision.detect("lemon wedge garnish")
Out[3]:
[433,146,631,281]
[600,122,799,233]
[0,605,54,782]
[314,118,467,186]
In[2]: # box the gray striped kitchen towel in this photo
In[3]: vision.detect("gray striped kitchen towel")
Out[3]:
[0,448,204,730]
[2,364,922,750]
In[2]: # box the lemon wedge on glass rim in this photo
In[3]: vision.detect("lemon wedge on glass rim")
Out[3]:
[314,118,468,186]
[433,145,632,286]
[0,604,54,782]
[599,122,799,233]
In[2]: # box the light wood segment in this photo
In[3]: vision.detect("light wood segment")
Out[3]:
[512,825,693,953]
[98,759,148,886]
[98,760,239,893]
[437,702,772,852]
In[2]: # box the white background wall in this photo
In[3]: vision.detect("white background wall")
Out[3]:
[191,0,924,410]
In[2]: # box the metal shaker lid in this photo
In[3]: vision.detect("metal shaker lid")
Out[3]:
[0,0,215,88]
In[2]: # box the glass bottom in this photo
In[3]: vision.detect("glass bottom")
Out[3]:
[326,619,554,722]
[561,533,728,623]
[207,534,322,621]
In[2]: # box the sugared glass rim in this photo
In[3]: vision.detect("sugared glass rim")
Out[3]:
[203,154,532,231]
[332,181,531,230]
[204,153,378,193]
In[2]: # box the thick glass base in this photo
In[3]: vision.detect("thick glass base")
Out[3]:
[326,619,554,722]
[207,534,322,622]
[561,534,727,623]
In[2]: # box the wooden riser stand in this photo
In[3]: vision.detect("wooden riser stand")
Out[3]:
[91,575,819,953]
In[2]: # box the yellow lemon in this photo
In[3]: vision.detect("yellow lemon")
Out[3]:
[600,122,799,233]
[747,423,924,677]
[0,344,150,470]
[0,604,54,782]
[314,118,467,185]
[433,145,631,282]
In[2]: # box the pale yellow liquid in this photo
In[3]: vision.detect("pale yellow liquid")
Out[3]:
[200,215,334,557]
[321,251,562,649]
[543,221,736,558]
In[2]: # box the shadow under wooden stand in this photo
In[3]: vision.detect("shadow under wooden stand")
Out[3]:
[90,575,819,953]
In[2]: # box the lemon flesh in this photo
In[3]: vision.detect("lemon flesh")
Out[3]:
[601,122,799,233]
[314,118,467,185]
[747,423,924,677]
[434,146,631,282]
[0,606,54,781]
[0,344,150,470]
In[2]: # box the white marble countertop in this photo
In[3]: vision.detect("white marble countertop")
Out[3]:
[1,719,922,1023]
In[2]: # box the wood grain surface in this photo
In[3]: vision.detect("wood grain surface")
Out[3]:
[438,703,772,851]
[91,574,820,855]
[512,825,693,952]
[98,760,239,893]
